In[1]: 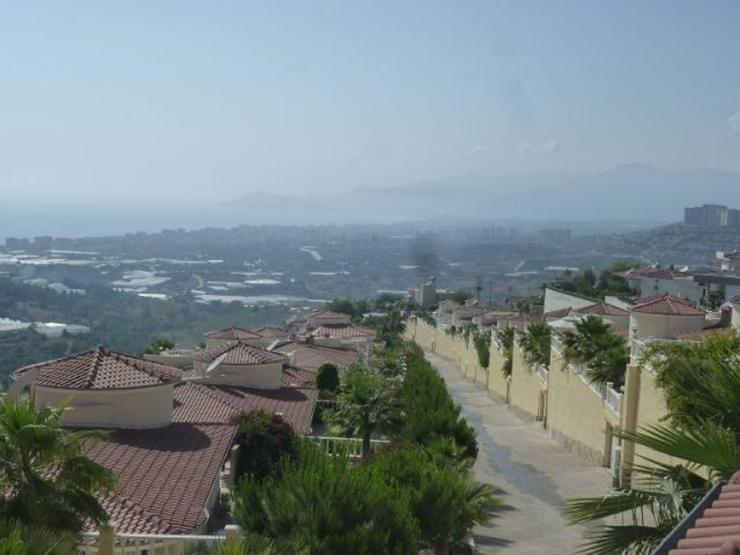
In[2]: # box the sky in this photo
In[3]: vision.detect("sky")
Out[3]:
[1,1,740,205]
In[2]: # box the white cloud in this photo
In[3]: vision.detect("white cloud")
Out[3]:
[517,140,560,157]
[467,145,486,159]
[728,112,740,136]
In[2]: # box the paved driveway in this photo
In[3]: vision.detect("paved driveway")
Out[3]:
[426,352,612,554]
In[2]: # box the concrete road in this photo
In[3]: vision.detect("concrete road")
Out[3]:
[425,352,612,554]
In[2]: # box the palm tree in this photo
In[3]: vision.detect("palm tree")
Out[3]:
[641,331,740,428]
[565,421,740,554]
[332,365,399,457]
[0,399,116,534]
[561,316,629,386]
[518,322,552,368]
[232,442,419,555]
[562,315,613,365]
[368,445,499,555]
[0,520,76,555]
[495,326,515,377]
[380,308,406,348]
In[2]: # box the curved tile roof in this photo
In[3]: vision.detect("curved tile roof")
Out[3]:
[193,341,286,365]
[172,382,318,433]
[631,294,705,316]
[577,302,630,316]
[309,324,377,339]
[204,326,262,340]
[84,423,236,534]
[27,347,182,390]
[273,341,359,371]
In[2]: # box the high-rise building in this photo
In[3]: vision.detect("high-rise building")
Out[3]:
[684,204,740,228]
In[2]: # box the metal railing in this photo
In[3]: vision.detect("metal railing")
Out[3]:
[310,435,390,458]
[79,527,238,555]
[536,364,549,384]
[630,337,678,364]
[605,385,622,414]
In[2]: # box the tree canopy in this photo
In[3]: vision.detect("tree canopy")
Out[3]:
[561,316,629,386]
[0,399,116,534]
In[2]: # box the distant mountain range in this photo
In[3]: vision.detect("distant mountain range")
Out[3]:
[233,164,740,227]
[4,164,740,239]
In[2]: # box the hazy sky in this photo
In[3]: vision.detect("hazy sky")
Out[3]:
[1,1,739,203]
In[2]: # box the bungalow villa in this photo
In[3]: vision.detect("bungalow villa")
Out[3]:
[7,344,318,544]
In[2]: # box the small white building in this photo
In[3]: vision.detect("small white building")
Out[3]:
[616,267,703,304]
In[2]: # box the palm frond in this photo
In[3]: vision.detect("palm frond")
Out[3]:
[617,423,740,480]
[575,522,674,555]
[564,488,659,524]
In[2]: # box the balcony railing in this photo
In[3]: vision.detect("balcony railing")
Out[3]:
[535,364,549,384]
[310,435,390,458]
[605,384,622,414]
[630,337,679,364]
[79,527,238,555]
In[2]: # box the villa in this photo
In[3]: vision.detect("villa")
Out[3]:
[8,338,318,541]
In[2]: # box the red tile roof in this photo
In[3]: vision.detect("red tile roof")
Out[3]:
[193,342,286,365]
[83,423,236,534]
[665,471,740,554]
[308,324,376,339]
[730,295,740,304]
[253,326,288,339]
[172,382,318,433]
[273,341,359,372]
[307,310,351,321]
[23,347,182,390]
[577,302,630,316]
[543,307,575,319]
[282,365,317,387]
[204,326,262,340]
[632,294,705,316]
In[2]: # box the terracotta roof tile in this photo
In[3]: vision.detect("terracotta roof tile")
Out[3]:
[172,382,318,433]
[308,324,376,339]
[666,471,740,554]
[83,423,236,534]
[282,366,317,387]
[204,326,262,340]
[632,294,705,316]
[307,310,351,320]
[577,302,630,316]
[273,341,359,372]
[253,326,289,339]
[543,307,575,319]
[22,347,182,390]
[193,342,286,365]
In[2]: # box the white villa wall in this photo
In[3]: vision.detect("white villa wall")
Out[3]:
[639,277,703,304]
[543,288,594,314]
[34,383,175,428]
[629,312,706,340]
